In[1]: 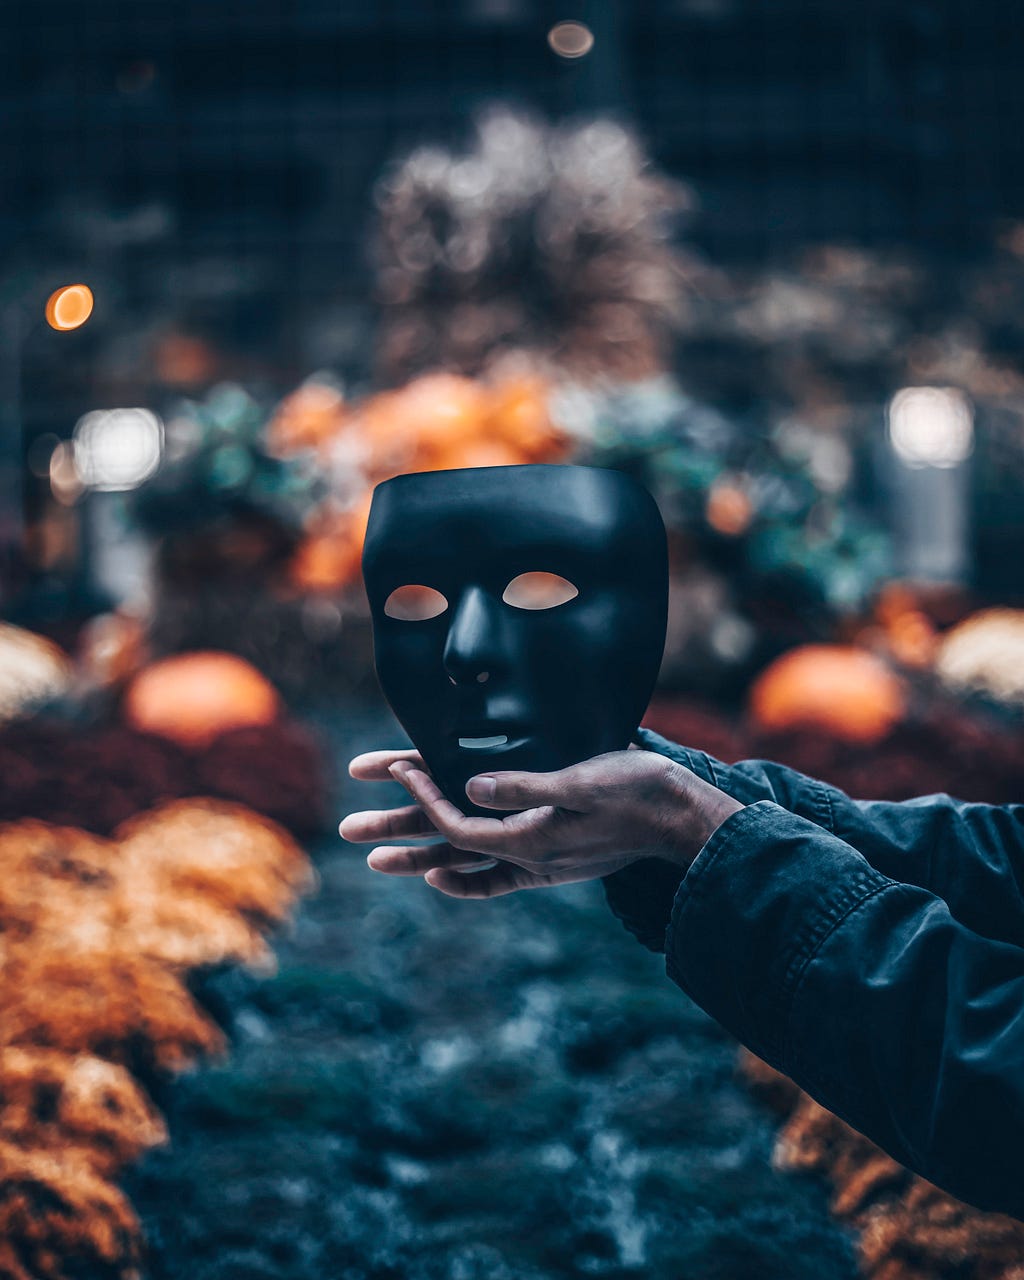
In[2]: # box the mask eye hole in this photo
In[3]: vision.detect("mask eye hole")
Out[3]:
[384,585,449,621]
[502,572,579,611]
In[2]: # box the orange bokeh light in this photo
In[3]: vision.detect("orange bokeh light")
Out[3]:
[706,481,753,536]
[45,284,94,331]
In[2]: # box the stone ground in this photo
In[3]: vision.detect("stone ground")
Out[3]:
[124,702,858,1280]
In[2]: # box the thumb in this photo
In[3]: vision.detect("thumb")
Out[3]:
[465,767,576,811]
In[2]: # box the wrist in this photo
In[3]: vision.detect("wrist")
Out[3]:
[656,761,744,870]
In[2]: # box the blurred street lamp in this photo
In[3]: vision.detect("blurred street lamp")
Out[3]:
[548,3,627,114]
[886,387,973,582]
[69,408,164,609]
[0,280,96,595]
[0,299,27,562]
[548,20,595,58]
[45,284,94,332]
[888,386,973,468]
[73,408,163,492]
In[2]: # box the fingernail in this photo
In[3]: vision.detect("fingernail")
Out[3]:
[389,762,411,779]
[467,775,495,803]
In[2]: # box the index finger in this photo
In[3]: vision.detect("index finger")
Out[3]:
[348,749,424,781]
[391,763,552,857]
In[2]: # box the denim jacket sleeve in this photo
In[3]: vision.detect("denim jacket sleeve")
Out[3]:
[603,727,1024,1219]
[605,726,1024,949]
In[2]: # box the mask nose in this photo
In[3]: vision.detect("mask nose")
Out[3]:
[443,586,501,686]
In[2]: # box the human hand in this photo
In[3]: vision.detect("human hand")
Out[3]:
[340,747,742,899]
[340,748,501,877]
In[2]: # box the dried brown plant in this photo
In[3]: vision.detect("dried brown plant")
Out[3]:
[0,1141,143,1280]
[0,799,314,1279]
[740,1049,1024,1279]
[373,108,696,383]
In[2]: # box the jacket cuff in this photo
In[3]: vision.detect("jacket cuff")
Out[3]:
[665,801,893,1067]
[601,858,688,952]
[601,730,724,952]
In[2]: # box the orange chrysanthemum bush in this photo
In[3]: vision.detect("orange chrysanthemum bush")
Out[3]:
[268,370,571,594]
[0,801,315,1279]
[740,1051,1024,1280]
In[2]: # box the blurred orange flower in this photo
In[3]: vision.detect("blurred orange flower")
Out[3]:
[741,1050,1024,1280]
[749,644,906,745]
[266,379,347,455]
[705,480,753,537]
[0,800,313,1277]
[123,651,281,747]
[267,370,570,593]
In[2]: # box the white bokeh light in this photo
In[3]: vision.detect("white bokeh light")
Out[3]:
[73,408,164,491]
[547,20,594,58]
[888,387,974,469]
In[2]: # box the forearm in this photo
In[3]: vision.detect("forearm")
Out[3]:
[603,728,814,951]
[602,735,743,950]
[668,801,1024,1219]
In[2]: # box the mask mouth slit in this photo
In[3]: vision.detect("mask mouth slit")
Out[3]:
[458,735,509,749]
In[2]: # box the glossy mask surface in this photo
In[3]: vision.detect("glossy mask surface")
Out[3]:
[363,465,668,817]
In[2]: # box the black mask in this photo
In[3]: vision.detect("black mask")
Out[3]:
[363,464,668,817]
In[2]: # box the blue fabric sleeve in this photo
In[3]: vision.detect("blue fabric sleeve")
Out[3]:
[665,801,1024,1219]
[602,727,1024,1217]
